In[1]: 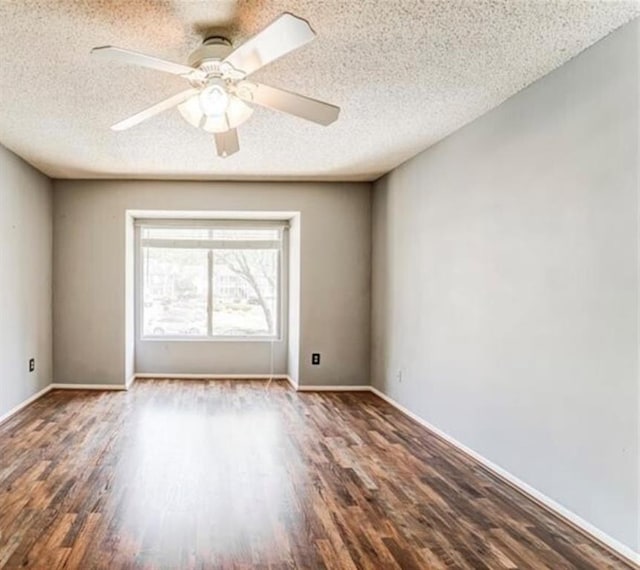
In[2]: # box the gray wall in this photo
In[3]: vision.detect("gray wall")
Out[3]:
[0,145,52,418]
[53,180,370,387]
[371,21,639,552]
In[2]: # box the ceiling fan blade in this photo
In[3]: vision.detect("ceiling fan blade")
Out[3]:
[237,83,339,126]
[91,46,197,77]
[214,129,240,158]
[224,13,315,76]
[111,88,199,131]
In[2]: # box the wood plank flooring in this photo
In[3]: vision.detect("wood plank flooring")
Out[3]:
[0,379,634,569]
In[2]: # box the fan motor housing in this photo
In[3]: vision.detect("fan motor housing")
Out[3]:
[188,37,233,68]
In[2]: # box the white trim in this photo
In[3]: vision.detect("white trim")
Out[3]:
[50,383,127,391]
[286,375,298,390]
[296,385,371,392]
[129,210,297,223]
[207,249,213,337]
[368,386,640,566]
[135,218,290,229]
[0,385,53,425]
[126,375,136,389]
[135,373,291,380]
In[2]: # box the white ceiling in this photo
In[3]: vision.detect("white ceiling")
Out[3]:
[0,1,638,181]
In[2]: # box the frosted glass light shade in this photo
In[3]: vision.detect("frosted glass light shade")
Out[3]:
[178,92,253,133]
[199,84,229,116]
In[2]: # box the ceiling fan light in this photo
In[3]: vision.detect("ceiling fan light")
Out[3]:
[177,95,203,128]
[199,83,229,117]
[201,114,228,133]
[202,96,254,133]
[178,90,252,133]
[227,97,254,127]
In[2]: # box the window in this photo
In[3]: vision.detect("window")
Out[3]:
[139,222,284,339]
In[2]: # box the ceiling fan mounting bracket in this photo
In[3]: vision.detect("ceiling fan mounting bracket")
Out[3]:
[203,36,232,47]
[188,37,233,68]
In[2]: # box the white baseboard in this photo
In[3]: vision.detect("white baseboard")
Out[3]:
[126,375,136,389]
[50,383,127,391]
[296,385,371,392]
[368,386,639,566]
[0,385,53,425]
[285,375,298,390]
[135,373,291,381]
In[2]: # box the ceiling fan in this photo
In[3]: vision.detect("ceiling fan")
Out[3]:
[91,12,340,158]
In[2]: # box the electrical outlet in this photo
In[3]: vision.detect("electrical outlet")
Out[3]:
[397,370,402,383]
[311,353,321,365]
[29,358,35,372]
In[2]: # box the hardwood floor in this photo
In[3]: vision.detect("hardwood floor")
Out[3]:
[0,380,633,569]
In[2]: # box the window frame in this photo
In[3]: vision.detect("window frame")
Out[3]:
[135,220,287,342]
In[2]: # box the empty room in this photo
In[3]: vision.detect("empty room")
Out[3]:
[0,0,638,568]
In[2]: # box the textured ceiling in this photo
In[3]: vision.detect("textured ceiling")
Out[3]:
[0,0,638,181]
